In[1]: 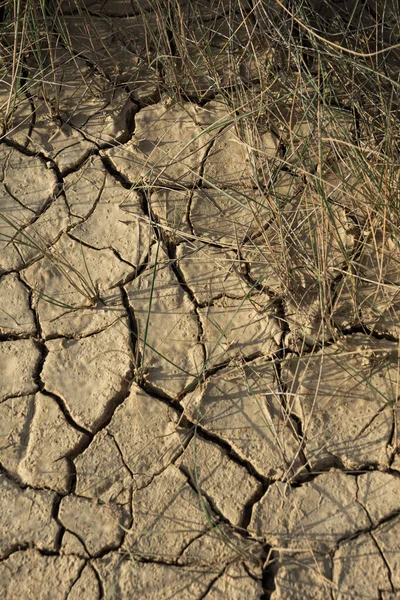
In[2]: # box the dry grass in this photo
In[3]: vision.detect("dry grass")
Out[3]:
[1,0,400,589]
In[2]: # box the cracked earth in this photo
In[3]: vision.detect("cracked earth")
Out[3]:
[1,0,400,598]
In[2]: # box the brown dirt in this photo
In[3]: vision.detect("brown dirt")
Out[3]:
[1,1,400,598]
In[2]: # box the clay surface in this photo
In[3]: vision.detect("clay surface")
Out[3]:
[1,2,400,596]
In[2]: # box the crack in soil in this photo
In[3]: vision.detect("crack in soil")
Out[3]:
[89,562,105,598]
[371,534,396,594]
[260,546,278,600]
[1,4,400,593]
[239,482,269,531]
[65,558,88,595]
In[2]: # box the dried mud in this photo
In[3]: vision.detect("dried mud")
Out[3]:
[1,1,400,598]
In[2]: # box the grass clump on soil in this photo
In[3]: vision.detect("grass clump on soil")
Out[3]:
[1,0,400,593]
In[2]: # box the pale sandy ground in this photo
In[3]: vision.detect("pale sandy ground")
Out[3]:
[1,1,400,598]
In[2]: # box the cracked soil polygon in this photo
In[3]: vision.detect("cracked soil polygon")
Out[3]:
[178,434,262,526]
[25,109,95,175]
[71,170,153,267]
[104,101,216,187]
[60,530,89,558]
[59,494,130,557]
[43,319,132,432]
[0,550,84,600]
[2,149,58,214]
[178,522,263,569]
[269,551,333,600]
[1,195,73,273]
[204,562,263,599]
[333,232,400,337]
[0,395,35,477]
[0,474,60,558]
[125,244,203,397]
[126,464,212,561]
[22,232,130,337]
[373,514,400,589]
[18,391,88,493]
[0,79,32,142]
[149,188,192,243]
[74,429,132,504]
[63,13,159,91]
[333,532,393,599]
[202,125,279,189]
[0,339,41,401]
[250,470,370,553]
[79,91,138,146]
[199,294,283,366]
[95,551,216,599]
[67,563,100,600]
[190,187,275,247]
[64,156,106,220]
[174,14,253,97]
[357,471,400,524]
[282,334,397,470]
[0,186,33,273]
[0,273,36,336]
[183,357,302,479]
[177,241,247,303]
[276,193,356,343]
[106,384,184,490]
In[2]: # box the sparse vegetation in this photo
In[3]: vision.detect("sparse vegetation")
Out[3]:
[1,1,400,598]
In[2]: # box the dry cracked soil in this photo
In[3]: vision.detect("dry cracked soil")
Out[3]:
[1,0,400,598]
